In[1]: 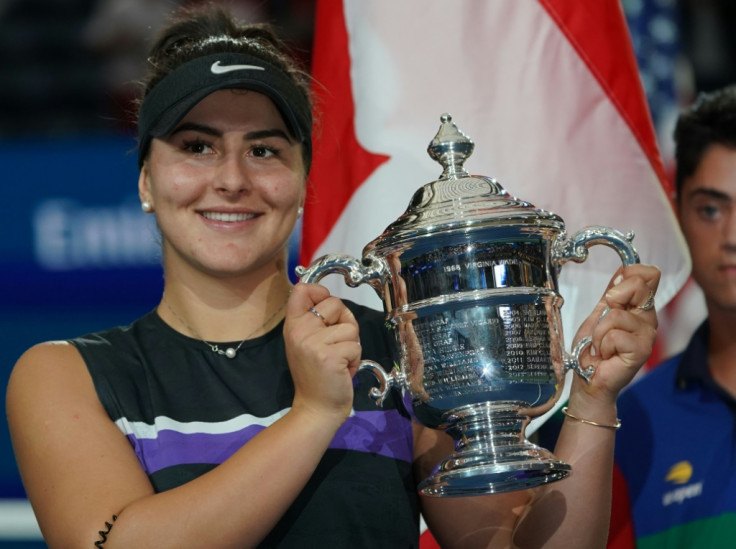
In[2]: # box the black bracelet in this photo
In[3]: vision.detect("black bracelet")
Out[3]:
[94,514,118,547]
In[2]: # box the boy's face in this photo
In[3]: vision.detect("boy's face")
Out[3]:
[678,144,736,314]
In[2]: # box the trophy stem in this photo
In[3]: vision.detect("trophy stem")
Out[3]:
[418,401,571,497]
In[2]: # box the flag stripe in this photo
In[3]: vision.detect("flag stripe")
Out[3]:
[302,0,389,266]
[540,0,672,194]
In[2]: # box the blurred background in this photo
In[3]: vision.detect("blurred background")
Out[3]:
[1,0,734,545]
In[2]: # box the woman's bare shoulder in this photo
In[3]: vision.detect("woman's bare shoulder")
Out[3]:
[7,339,96,414]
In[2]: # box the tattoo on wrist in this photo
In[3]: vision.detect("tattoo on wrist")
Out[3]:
[94,514,118,547]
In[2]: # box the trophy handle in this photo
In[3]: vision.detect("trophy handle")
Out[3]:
[297,254,400,404]
[295,252,388,297]
[552,225,640,384]
[551,225,639,269]
[563,336,595,382]
[358,360,404,406]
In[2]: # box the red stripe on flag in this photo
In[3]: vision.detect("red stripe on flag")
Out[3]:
[607,462,637,549]
[539,0,672,196]
[420,529,441,549]
[301,0,390,265]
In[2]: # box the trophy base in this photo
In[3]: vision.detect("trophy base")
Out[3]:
[416,401,571,496]
[417,443,571,496]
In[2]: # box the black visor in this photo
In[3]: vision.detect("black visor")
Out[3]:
[137,52,312,168]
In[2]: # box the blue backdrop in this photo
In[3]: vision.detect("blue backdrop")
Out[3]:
[0,136,160,545]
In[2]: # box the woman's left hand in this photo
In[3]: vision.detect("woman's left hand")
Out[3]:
[569,263,660,408]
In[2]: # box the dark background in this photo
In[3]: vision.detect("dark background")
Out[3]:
[1,0,734,545]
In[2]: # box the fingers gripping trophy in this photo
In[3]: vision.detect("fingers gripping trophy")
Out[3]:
[297,114,639,497]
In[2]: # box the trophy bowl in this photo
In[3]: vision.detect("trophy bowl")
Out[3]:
[297,114,639,496]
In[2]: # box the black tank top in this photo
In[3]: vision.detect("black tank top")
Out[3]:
[71,300,420,548]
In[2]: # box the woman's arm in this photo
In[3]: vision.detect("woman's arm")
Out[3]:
[6,283,361,548]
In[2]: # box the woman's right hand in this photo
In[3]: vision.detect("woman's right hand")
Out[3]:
[283,283,362,425]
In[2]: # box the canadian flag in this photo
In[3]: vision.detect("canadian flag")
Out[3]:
[301,0,691,545]
[302,0,689,332]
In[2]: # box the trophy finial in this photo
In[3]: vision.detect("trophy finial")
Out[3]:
[428,113,475,179]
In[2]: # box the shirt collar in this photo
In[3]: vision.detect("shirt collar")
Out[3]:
[675,319,736,409]
[675,320,710,386]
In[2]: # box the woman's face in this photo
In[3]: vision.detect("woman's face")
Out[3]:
[140,89,306,280]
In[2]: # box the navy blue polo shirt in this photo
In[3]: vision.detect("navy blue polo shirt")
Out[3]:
[614,321,736,548]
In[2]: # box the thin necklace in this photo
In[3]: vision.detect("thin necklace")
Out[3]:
[162,290,291,359]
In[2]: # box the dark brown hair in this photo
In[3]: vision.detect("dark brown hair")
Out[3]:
[674,84,736,199]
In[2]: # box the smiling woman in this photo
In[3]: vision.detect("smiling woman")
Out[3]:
[4,2,663,549]
[142,88,306,286]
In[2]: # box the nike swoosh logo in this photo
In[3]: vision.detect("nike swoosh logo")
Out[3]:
[210,61,265,74]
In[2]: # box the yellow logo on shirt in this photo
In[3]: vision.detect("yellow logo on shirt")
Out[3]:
[665,461,693,485]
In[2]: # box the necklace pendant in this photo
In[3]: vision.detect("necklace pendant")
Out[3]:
[162,291,291,362]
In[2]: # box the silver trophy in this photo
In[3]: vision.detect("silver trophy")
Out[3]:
[297,114,639,496]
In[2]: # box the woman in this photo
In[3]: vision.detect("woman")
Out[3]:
[6,4,661,548]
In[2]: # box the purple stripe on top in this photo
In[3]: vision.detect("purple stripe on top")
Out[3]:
[329,409,413,462]
[128,409,413,476]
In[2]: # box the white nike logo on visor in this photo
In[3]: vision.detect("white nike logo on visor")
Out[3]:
[210,60,265,74]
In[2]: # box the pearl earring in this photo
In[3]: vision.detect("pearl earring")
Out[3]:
[141,201,153,213]
[297,206,304,218]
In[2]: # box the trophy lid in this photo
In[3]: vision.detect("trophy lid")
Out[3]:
[366,114,564,253]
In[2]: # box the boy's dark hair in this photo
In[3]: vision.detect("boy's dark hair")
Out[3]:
[674,84,736,198]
